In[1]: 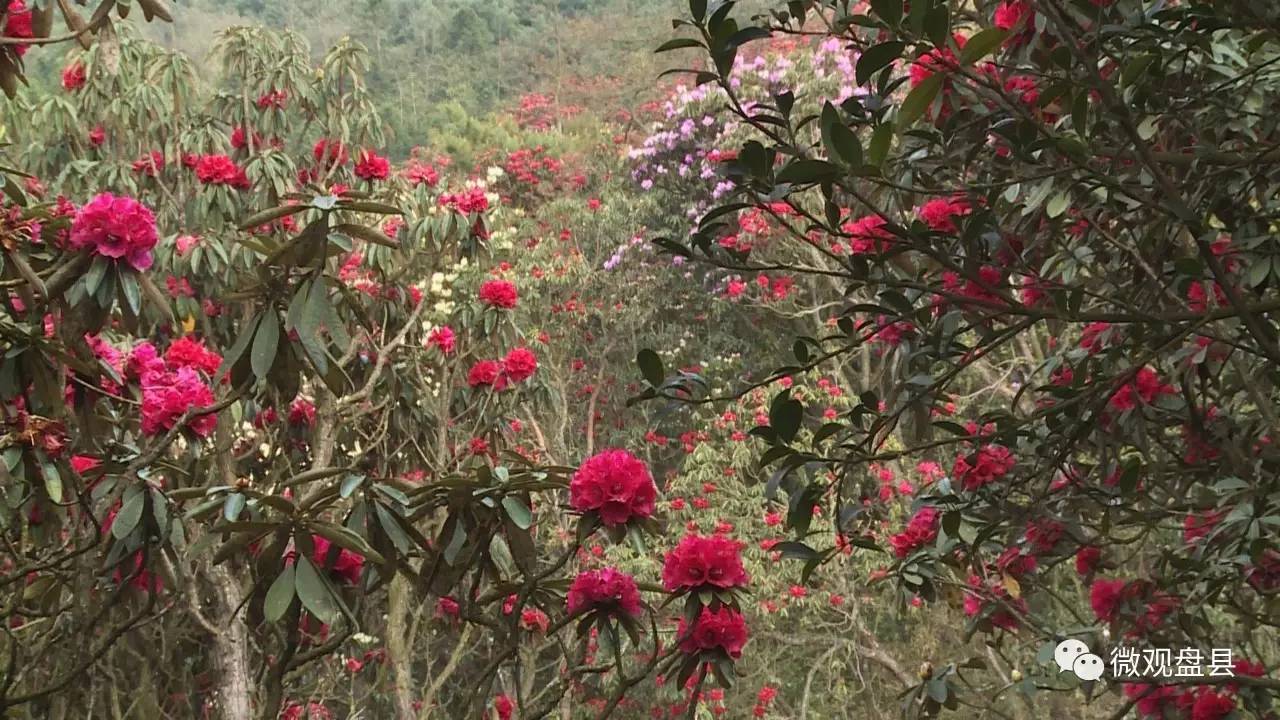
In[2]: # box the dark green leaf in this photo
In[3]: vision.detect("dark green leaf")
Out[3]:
[263,564,296,622]
[251,312,280,381]
[896,74,942,129]
[294,555,340,624]
[959,28,1008,65]
[856,41,904,85]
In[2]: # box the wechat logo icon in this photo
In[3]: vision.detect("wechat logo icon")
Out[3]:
[1054,639,1105,681]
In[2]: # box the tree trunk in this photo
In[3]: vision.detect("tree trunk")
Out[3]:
[387,575,418,719]
[209,562,254,720]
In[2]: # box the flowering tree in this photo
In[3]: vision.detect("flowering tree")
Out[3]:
[636,0,1280,718]
[0,6,754,720]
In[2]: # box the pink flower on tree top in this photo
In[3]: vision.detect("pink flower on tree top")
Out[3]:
[677,606,749,659]
[661,533,749,592]
[479,279,518,309]
[569,449,657,527]
[69,193,159,271]
[566,567,642,618]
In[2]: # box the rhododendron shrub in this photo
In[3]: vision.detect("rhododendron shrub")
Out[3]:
[0,15,700,720]
[635,0,1280,717]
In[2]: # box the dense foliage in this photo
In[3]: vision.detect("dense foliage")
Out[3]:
[1,0,1278,719]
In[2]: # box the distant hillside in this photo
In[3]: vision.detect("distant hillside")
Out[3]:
[150,0,687,154]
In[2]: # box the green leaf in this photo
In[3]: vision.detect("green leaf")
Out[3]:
[40,458,62,504]
[959,28,1008,65]
[217,313,261,382]
[84,256,109,297]
[294,555,341,624]
[769,390,804,444]
[238,203,307,231]
[866,124,894,168]
[263,564,296,622]
[776,159,839,185]
[774,540,819,561]
[636,348,665,388]
[113,487,146,539]
[897,74,942,129]
[223,492,246,522]
[869,0,902,26]
[856,41,904,85]
[333,223,399,249]
[339,473,364,499]
[119,270,141,316]
[1046,191,1070,218]
[250,311,280,381]
[501,496,534,530]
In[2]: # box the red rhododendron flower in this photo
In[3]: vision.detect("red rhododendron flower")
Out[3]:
[1089,578,1128,622]
[164,336,222,376]
[61,61,86,91]
[354,150,390,181]
[1075,546,1102,576]
[313,138,348,167]
[438,187,489,214]
[426,325,456,354]
[1188,688,1236,720]
[569,449,657,526]
[566,567,642,618]
[479,279,518,309]
[88,125,106,147]
[963,574,1026,630]
[993,1,1034,44]
[661,533,749,592]
[403,161,438,187]
[467,360,503,388]
[255,89,287,109]
[502,347,538,383]
[917,196,971,233]
[70,454,102,475]
[889,506,940,558]
[909,33,966,87]
[3,2,33,58]
[841,214,894,254]
[493,694,514,720]
[952,444,1015,491]
[1079,322,1115,354]
[69,193,159,271]
[308,535,364,586]
[281,700,332,719]
[131,151,165,177]
[435,596,459,619]
[288,397,316,426]
[195,154,251,188]
[140,367,217,437]
[677,606,749,659]
[1109,366,1174,412]
[230,126,263,150]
